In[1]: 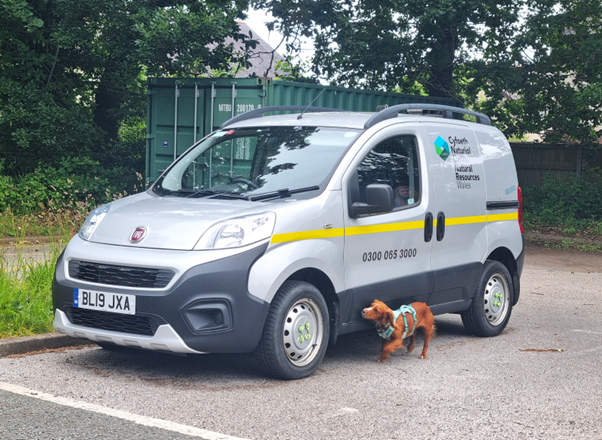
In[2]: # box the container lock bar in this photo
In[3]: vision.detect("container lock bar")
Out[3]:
[173,84,179,161]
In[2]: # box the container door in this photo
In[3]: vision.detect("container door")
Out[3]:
[205,81,265,133]
[342,126,435,327]
[202,82,267,182]
[146,82,204,183]
[422,123,488,310]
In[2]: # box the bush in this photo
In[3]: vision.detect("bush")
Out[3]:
[0,81,101,176]
[523,170,602,228]
[0,156,144,216]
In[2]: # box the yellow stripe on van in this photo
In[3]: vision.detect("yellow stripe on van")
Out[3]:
[487,213,519,222]
[446,215,487,226]
[271,228,344,244]
[345,220,424,236]
[270,212,518,244]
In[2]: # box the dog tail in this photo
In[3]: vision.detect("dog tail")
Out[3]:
[417,312,436,339]
[429,324,436,340]
[417,323,436,339]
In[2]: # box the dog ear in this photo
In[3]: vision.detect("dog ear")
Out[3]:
[385,309,399,330]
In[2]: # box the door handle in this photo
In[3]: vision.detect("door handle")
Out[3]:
[424,212,433,242]
[436,211,446,241]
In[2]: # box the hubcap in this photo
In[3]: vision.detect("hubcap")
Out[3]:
[282,298,324,367]
[483,273,510,325]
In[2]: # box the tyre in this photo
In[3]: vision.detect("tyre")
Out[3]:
[461,260,513,337]
[255,280,330,380]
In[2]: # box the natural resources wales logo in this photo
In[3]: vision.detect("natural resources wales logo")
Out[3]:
[434,136,450,161]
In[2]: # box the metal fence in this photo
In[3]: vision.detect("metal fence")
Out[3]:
[510,143,602,187]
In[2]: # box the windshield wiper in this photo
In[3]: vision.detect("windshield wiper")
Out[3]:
[180,190,218,198]
[248,186,320,202]
[178,189,249,200]
[207,192,250,200]
[178,190,248,200]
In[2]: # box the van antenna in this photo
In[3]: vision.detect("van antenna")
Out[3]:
[297,88,327,120]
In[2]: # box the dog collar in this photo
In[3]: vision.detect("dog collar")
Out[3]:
[376,305,417,340]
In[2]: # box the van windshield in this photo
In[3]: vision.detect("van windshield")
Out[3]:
[153,126,360,200]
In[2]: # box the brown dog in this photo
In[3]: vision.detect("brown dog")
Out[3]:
[362,300,435,362]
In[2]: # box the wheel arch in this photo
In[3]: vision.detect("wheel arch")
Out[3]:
[486,246,520,305]
[286,268,340,347]
[461,259,513,337]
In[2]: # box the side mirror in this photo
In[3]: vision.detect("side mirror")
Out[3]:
[350,184,394,218]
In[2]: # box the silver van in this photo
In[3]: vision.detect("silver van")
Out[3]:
[52,104,524,379]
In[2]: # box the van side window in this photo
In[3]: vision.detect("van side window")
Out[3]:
[355,135,420,210]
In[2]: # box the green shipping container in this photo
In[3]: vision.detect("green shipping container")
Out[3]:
[146,77,460,183]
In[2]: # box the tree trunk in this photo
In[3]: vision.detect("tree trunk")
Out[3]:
[94,75,120,144]
[425,27,458,98]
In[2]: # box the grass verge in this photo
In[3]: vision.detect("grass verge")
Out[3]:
[0,209,77,339]
[0,240,65,339]
[0,209,85,241]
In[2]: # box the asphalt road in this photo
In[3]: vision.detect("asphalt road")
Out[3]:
[0,387,204,440]
[1,245,601,440]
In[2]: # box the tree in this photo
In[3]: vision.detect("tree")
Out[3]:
[0,0,254,175]
[252,0,526,99]
[466,0,602,147]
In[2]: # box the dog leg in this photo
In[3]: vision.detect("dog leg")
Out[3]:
[377,339,390,362]
[407,333,416,353]
[419,324,434,359]
[377,352,391,362]
[378,338,404,362]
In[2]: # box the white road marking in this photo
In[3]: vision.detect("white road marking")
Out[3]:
[0,382,249,440]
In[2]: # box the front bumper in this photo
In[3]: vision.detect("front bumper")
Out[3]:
[53,309,204,353]
[52,243,270,354]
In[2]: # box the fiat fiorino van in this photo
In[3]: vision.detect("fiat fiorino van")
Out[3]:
[53,104,524,379]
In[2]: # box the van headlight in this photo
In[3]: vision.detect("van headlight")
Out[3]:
[195,212,276,249]
[78,204,110,241]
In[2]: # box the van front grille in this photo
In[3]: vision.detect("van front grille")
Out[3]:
[65,307,158,336]
[69,260,174,288]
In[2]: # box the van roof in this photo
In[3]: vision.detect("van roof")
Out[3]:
[221,104,492,131]
[226,112,372,130]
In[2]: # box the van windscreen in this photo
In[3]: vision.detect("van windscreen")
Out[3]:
[153,126,360,199]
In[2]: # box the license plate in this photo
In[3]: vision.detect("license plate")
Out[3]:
[73,288,136,315]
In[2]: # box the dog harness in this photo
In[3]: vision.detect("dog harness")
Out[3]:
[376,305,417,340]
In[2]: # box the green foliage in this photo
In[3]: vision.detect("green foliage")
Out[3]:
[274,59,319,83]
[523,171,602,228]
[135,3,256,77]
[0,157,144,216]
[0,0,254,177]
[0,81,101,174]
[254,0,601,148]
[464,0,602,147]
[253,0,526,98]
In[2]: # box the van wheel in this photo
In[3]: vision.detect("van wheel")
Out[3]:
[461,261,513,337]
[255,280,329,380]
